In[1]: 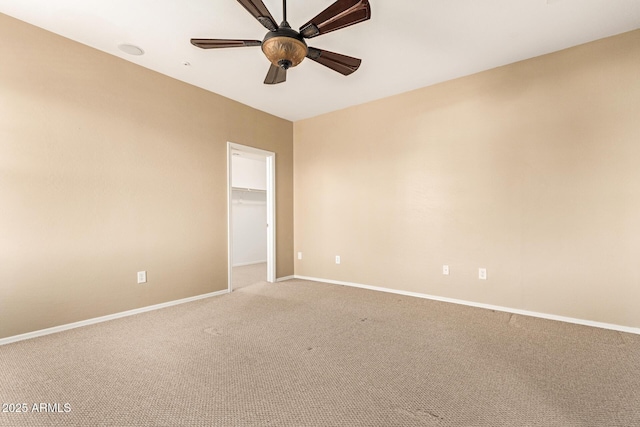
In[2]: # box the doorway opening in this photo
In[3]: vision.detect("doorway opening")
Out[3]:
[227,142,276,291]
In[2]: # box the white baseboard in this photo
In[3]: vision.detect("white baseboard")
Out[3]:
[232,260,267,267]
[276,275,295,282]
[0,289,229,346]
[293,275,640,336]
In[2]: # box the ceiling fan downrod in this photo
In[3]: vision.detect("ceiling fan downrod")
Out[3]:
[282,0,287,25]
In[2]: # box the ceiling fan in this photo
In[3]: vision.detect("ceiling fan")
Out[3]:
[191,0,371,84]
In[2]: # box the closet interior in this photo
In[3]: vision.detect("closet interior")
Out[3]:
[231,152,268,289]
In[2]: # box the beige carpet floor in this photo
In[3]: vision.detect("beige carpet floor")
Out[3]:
[232,263,267,290]
[1,279,639,426]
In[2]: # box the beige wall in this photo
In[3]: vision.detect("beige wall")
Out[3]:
[0,14,293,339]
[294,30,640,328]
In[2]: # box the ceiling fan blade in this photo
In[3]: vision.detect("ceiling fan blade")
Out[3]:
[191,39,262,49]
[236,0,279,31]
[306,47,361,76]
[300,0,371,39]
[264,64,287,85]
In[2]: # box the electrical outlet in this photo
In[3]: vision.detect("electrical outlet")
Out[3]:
[479,268,487,280]
[335,255,341,265]
[137,271,147,284]
[298,252,302,260]
[443,265,450,275]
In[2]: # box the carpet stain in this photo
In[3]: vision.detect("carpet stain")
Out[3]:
[420,409,443,421]
[507,313,519,328]
[203,327,223,336]
[395,407,444,425]
[617,332,627,348]
[359,317,368,322]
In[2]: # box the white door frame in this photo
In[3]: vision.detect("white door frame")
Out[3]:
[227,142,276,291]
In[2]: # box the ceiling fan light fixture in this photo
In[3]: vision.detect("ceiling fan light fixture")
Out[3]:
[262,27,308,69]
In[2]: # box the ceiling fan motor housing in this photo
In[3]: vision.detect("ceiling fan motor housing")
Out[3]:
[262,24,308,69]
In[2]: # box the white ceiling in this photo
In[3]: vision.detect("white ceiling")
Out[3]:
[1,0,639,121]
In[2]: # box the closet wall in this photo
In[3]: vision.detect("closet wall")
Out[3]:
[232,155,267,266]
